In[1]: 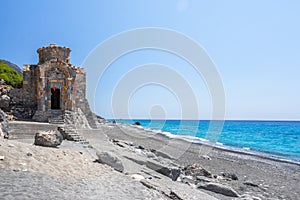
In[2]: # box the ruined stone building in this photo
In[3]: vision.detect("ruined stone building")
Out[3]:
[22,44,94,125]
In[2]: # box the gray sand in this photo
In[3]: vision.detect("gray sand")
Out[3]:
[1,122,300,200]
[95,123,300,200]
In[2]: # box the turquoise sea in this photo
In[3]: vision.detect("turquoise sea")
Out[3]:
[113,120,300,164]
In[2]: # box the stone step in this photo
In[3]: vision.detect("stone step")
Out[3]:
[8,121,59,140]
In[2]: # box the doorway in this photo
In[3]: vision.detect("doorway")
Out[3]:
[51,88,60,109]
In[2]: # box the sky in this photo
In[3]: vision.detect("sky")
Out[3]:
[0,0,300,120]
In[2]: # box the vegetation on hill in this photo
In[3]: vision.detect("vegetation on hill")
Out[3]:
[0,59,22,75]
[0,61,23,88]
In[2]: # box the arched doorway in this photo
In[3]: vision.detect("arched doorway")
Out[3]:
[51,88,60,109]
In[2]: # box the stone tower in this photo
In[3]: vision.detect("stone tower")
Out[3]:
[22,44,90,122]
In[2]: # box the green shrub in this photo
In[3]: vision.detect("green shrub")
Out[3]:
[0,61,23,88]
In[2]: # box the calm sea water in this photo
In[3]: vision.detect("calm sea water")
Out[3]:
[113,120,300,163]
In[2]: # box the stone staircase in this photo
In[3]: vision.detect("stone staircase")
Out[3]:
[58,125,89,144]
[48,110,64,124]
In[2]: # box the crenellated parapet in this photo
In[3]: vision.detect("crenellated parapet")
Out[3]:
[37,44,71,64]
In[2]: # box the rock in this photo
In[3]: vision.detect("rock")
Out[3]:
[196,176,214,183]
[146,161,181,181]
[0,128,3,138]
[221,172,238,180]
[183,163,212,178]
[240,194,262,200]
[179,175,195,185]
[124,155,181,181]
[202,155,211,160]
[26,153,33,157]
[96,151,124,172]
[131,174,145,181]
[198,182,239,197]
[244,181,259,187]
[133,121,141,125]
[0,109,8,137]
[34,130,63,147]
[137,145,145,150]
[0,95,10,110]
[57,126,71,140]
[0,156,4,160]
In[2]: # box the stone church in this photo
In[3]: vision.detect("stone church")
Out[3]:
[22,44,93,124]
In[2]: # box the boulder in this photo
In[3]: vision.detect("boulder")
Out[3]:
[198,182,239,197]
[183,163,212,178]
[34,130,63,147]
[123,155,181,181]
[0,95,10,110]
[133,121,141,125]
[96,151,124,172]
[0,109,9,137]
[221,172,238,180]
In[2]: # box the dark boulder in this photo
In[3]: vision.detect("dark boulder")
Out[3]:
[133,121,141,126]
[221,172,238,180]
[183,163,212,178]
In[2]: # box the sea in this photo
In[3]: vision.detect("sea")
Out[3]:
[112,120,300,164]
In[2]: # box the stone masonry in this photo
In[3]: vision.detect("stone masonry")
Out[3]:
[22,44,93,123]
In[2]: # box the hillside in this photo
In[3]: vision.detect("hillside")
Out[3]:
[0,61,23,88]
[0,59,22,75]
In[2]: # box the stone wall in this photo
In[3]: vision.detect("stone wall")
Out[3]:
[37,44,71,64]
[17,44,100,127]
[22,65,38,108]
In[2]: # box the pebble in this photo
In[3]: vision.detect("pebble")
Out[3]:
[202,155,211,160]
[131,174,145,181]
[0,156,4,160]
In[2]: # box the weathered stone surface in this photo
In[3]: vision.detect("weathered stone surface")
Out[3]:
[0,109,9,138]
[34,130,63,147]
[221,172,238,180]
[9,88,22,104]
[183,163,212,178]
[96,151,124,172]
[196,176,214,183]
[141,178,218,200]
[0,95,10,110]
[198,182,239,197]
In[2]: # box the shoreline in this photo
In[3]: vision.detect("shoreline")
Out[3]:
[2,120,300,199]
[102,122,300,199]
[116,122,300,166]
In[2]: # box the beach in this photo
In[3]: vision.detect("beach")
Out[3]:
[1,122,299,200]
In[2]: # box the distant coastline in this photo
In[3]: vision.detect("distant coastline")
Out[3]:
[111,119,300,165]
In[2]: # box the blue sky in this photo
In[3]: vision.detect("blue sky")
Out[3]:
[1,0,300,120]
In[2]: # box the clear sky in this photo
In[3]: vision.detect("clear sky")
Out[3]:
[0,0,299,120]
